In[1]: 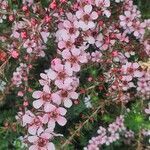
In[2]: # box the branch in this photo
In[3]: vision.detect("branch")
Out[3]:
[61,102,105,149]
[0,56,11,76]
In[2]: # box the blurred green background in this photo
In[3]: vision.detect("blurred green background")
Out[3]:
[134,0,150,18]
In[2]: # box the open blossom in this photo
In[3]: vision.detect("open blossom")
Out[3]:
[75,4,98,31]
[95,0,111,17]
[23,39,36,53]
[42,106,67,129]
[28,129,55,150]
[91,51,102,63]
[132,21,146,39]
[39,68,58,88]
[22,110,44,135]
[116,32,129,43]
[49,58,79,90]
[58,89,79,108]
[85,116,127,149]
[50,60,74,89]
[56,16,79,42]
[32,85,61,111]
[62,47,87,72]
[95,32,116,51]
[84,95,92,108]
[119,11,134,28]
[137,71,150,96]
[121,62,143,80]
[12,63,28,87]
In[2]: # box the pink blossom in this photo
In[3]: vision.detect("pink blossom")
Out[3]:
[11,50,19,59]
[62,48,87,72]
[58,89,79,108]
[119,11,134,28]
[32,85,61,111]
[22,111,44,135]
[91,51,102,63]
[43,106,67,129]
[23,39,36,53]
[28,129,55,150]
[75,5,98,31]
[95,0,111,17]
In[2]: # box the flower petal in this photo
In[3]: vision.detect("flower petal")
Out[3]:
[57,107,67,115]
[84,5,92,14]
[44,103,56,112]
[64,99,73,108]
[56,116,67,126]
[33,99,44,109]
[28,136,38,143]
[32,91,42,99]
[47,142,55,150]
[28,125,38,135]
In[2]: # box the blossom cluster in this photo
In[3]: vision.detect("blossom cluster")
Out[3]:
[84,116,134,150]
[0,0,149,149]
[0,0,8,23]
[15,0,149,149]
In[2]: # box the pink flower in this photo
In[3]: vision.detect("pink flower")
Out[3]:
[11,50,19,59]
[56,18,79,44]
[43,106,67,129]
[32,85,61,112]
[23,39,36,53]
[62,48,87,72]
[95,0,111,17]
[63,20,79,39]
[116,32,129,43]
[50,60,74,89]
[58,89,79,108]
[28,129,55,150]
[23,111,44,135]
[57,38,75,51]
[75,5,98,31]
[119,11,134,28]
[121,62,143,79]
[40,31,50,43]
[39,69,57,87]
[91,51,102,62]
[132,21,146,39]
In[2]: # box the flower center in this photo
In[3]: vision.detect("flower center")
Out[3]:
[38,138,47,147]
[58,72,66,79]
[50,111,58,118]
[127,68,134,74]
[70,56,77,63]
[43,93,51,101]
[61,90,68,98]
[83,14,90,22]
[66,41,72,48]
[69,28,75,34]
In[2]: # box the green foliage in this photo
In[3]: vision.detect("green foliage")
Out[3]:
[124,102,150,132]
[102,114,114,123]
[134,0,150,18]
[13,139,27,150]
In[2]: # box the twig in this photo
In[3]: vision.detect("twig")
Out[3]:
[0,56,11,75]
[61,102,105,149]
